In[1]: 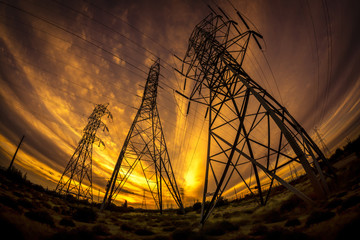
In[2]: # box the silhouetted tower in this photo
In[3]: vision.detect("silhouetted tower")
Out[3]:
[314,126,331,157]
[141,189,147,209]
[56,103,112,201]
[101,59,183,212]
[178,10,334,224]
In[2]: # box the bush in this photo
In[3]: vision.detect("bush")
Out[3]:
[73,207,97,223]
[306,210,335,226]
[336,216,360,240]
[17,198,34,209]
[267,227,312,240]
[192,202,201,211]
[92,224,110,236]
[325,198,343,210]
[0,195,19,210]
[25,210,54,226]
[203,220,238,236]
[172,227,199,240]
[284,218,301,227]
[249,224,268,236]
[50,227,96,240]
[216,196,229,207]
[341,195,360,211]
[59,217,75,227]
[162,226,176,232]
[280,194,305,212]
[0,217,24,240]
[134,228,154,236]
[6,167,26,183]
[121,223,135,232]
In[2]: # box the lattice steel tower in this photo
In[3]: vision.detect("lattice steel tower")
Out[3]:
[101,59,183,212]
[56,103,112,201]
[178,11,334,224]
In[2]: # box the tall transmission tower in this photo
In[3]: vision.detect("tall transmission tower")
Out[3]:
[314,126,331,157]
[178,11,334,224]
[101,59,183,212]
[56,103,112,202]
[141,189,147,209]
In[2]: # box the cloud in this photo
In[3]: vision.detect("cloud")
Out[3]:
[0,0,359,209]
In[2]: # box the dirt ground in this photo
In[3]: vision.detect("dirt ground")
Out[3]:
[0,153,359,240]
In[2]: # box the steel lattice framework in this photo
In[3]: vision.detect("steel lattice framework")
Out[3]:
[179,13,334,224]
[101,59,183,212]
[56,103,112,201]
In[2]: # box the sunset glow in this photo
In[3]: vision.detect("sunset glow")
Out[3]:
[0,0,359,209]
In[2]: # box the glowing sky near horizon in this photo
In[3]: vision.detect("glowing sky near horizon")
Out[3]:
[0,0,359,208]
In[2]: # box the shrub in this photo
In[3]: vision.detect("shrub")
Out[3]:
[0,217,25,240]
[134,228,154,236]
[341,195,360,211]
[59,217,75,227]
[162,226,176,232]
[121,223,135,232]
[203,220,238,236]
[280,194,305,212]
[267,227,312,240]
[50,227,96,240]
[192,202,201,212]
[0,195,19,210]
[249,224,268,236]
[263,209,288,223]
[172,227,198,240]
[17,198,34,209]
[92,224,110,236]
[25,210,54,226]
[216,196,229,207]
[73,207,97,223]
[284,218,301,227]
[6,167,26,183]
[336,216,360,240]
[306,210,335,226]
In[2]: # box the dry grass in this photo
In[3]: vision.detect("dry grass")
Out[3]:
[0,152,360,239]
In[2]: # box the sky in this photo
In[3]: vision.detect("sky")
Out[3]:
[0,0,359,208]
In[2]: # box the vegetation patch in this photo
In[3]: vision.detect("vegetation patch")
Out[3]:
[24,210,54,226]
[92,224,111,236]
[306,210,336,226]
[59,217,75,227]
[249,224,268,236]
[172,227,200,240]
[73,207,97,223]
[340,195,360,211]
[284,217,301,227]
[134,228,154,236]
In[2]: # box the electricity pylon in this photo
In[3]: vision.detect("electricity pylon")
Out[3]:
[178,11,334,224]
[314,126,331,157]
[56,103,112,202]
[101,59,183,212]
[141,189,147,209]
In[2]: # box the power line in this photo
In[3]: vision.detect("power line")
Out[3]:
[319,0,333,125]
[0,18,143,102]
[0,1,149,76]
[303,0,321,127]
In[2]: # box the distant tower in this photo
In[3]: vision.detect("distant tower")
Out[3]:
[56,103,112,201]
[141,189,147,209]
[314,126,331,157]
[178,11,334,224]
[101,59,184,212]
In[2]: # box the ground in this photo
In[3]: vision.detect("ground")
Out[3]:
[0,153,359,240]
